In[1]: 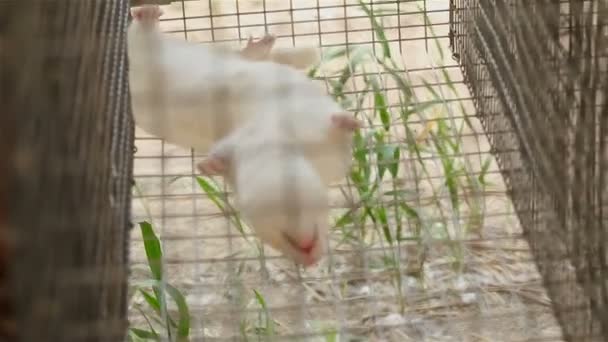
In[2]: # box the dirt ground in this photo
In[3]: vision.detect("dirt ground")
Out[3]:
[128,1,564,341]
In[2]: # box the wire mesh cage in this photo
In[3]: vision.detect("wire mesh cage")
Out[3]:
[127,0,601,341]
[451,1,608,340]
[2,0,605,341]
[2,1,133,341]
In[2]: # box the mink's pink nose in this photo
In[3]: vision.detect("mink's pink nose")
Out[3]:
[283,231,318,258]
[298,238,316,254]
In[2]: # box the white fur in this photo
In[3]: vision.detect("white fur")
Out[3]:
[127,7,356,266]
[128,13,354,184]
[232,141,330,266]
[204,111,337,266]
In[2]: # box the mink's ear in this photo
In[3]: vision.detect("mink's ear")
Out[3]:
[330,112,363,132]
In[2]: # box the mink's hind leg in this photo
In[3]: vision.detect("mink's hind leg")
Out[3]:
[240,34,276,61]
[239,33,319,70]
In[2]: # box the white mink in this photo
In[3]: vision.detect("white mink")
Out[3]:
[128,6,362,266]
[196,107,363,266]
[239,150,330,267]
[128,6,361,185]
[236,151,329,267]
[203,119,331,266]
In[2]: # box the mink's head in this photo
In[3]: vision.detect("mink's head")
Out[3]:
[235,150,329,267]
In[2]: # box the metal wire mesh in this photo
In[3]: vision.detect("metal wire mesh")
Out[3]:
[127,0,580,341]
[1,1,133,341]
[0,0,601,340]
[450,1,608,341]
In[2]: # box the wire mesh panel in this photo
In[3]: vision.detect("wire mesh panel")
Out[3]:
[450,0,608,341]
[129,0,571,341]
[1,1,133,341]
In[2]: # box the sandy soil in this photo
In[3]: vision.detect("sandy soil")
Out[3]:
[128,1,564,341]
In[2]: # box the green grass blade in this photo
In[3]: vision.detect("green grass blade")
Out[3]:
[390,146,400,178]
[139,289,161,314]
[350,169,368,193]
[376,144,400,180]
[375,93,391,131]
[138,222,177,336]
[400,100,443,121]
[139,221,162,280]
[128,330,147,342]
[364,206,377,224]
[383,189,416,197]
[129,328,161,341]
[196,176,226,211]
[400,202,423,238]
[366,75,391,131]
[376,58,413,100]
[375,206,392,245]
[334,211,354,229]
[324,329,338,342]
[479,156,492,185]
[134,294,163,337]
[253,289,275,336]
[139,288,178,330]
[163,283,191,340]
[358,0,391,59]
[196,176,248,236]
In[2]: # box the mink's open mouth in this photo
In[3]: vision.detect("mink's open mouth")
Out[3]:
[283,228,319,255]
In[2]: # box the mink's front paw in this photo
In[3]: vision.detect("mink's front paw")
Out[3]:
[197,156,228,176]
